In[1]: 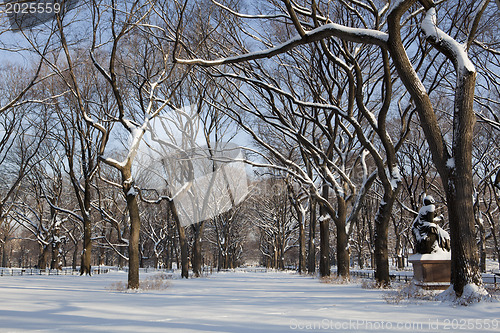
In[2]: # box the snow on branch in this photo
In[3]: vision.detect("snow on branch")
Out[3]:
[176,23,388,66]
[421,8,475,74]
[475,111,500,132]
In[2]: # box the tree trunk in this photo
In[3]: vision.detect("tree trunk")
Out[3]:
[98,228,106,266]
[444,59,481,295]
[171,224,178,270]
[298,209,306,274]
[319,217,330,277]
[80,215,92,275]
[1,242,7,268]
[447,179,482,294]
[178,224,189,278]
[72,242,78,270]
[355,218,364,269]
[336,221,349,278]
[336,197,350,279]
[387,1,482,297]
[124,176,141,289]
[170,201,189,278]
[319,184,330,277]
[153,254,159,269]
[118,244,125,268]
[166,235,172,270]
[358,251,364,269]
[397,256,404,270]
[51,237,62,271]
[307,198,316,273]
[479,245,486,274]
[374,191,398,286]
[223,227,230,269]
[38,245,51,270]
[191,221,205,277]
[0,217,6,267]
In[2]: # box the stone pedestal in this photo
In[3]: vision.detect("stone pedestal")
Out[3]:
[409,252,451,290]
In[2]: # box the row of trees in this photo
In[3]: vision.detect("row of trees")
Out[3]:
[2,135,498,278]
[0,0,498,300]
[173,0,500,298]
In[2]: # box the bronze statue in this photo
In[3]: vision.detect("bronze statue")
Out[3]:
[412,195,451,254]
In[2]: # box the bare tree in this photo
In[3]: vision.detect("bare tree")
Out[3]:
[35,49,113,275]
[41,0,193,288]
[250,177,297,269]
[11,145,68,271]
[472,123,500,272]
[174,0,499,297]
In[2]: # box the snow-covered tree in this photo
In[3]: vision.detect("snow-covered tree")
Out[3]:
[174,0,499,298]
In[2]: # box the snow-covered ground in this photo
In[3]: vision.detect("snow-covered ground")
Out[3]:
[0,269,499,332]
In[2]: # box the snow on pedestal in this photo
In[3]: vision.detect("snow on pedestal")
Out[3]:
[409,248,451,290]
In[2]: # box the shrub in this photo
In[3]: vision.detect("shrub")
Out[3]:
[383,282,438,304]
[320,274,353,285]
[139,273,170,291]
[107,273,170,292]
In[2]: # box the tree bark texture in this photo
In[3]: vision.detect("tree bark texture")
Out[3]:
[336,197,350,278]
[80,215,92,275]
[319,184,330,277]
[298,210,306,274]
[374,191,398,286]
[170,200,189,278]
[192,221,205,277]
[123,174,141,289]
[307,198,317,274]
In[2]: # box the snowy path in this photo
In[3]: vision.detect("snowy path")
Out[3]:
[0,270,499,332]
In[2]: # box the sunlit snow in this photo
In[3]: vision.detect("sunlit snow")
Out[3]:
[0,269,498,332]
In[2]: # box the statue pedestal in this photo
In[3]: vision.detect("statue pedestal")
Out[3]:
[409,251,451,290]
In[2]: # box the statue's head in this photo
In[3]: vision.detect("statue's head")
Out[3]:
[423,194,435,206]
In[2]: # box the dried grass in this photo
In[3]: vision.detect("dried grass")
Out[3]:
[107,273,171,292]
[485,284,500,299]
[361,279,392,289]
[107,281,128,292]
[320,274,353,285]
[383,282,499,306]
[383,282,438,304]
